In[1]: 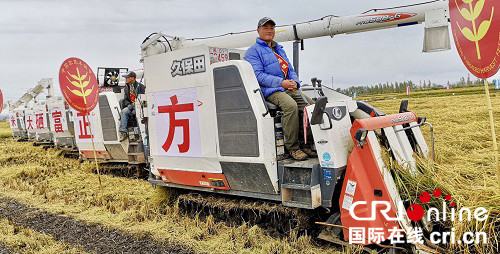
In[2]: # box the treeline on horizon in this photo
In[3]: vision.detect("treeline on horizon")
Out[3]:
[334,74,496,96]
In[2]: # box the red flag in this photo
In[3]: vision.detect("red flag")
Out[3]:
[0,89,3,113]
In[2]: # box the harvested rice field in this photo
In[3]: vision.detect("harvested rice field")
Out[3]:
[0,123,347,254]
[0,88,499,253]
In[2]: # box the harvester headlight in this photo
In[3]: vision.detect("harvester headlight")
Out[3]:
[418,116,427,124]
[354,129,368,145]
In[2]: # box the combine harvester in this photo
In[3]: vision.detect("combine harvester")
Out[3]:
[73,67,148,175]
[6,100,28,140]
[5,0,449,251]
[9,80,53,143]
[47,94,78,153]
[31,77,80,154]
[134,0,449,251]
[19,92,37,141]
[7,79,65,147]
[31,79,53,146]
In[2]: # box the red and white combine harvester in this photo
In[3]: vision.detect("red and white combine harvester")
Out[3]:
[47,95,78,152]
[14,81,51,142]
[6,100,27,140]
[135,0,448,251]
[19,93,37,141]
[31,79,53,146]
[8,78,77,151]
[73,68,147,166]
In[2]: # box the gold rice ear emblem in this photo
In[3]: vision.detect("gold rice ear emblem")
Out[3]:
[455,0,495,59]
[66,67,93,104]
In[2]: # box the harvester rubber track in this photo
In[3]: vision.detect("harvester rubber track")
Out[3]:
[33,141,53,147]
[42,144,55,150]
[61,150,80,159]
[58,152,149,179]
[176,192,321,239]
[90,163,148,180]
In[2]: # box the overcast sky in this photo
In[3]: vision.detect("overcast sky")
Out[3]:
[1,0,499,113]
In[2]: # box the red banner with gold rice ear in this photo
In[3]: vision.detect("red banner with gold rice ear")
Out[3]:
[59,58,99,114]
[450,0,500,78]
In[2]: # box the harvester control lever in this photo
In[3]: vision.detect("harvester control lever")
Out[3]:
[311,77,317,87]
[253,89,269,117]
[114,106,121,121]
[320,113,333,130]
[310,96,332,130]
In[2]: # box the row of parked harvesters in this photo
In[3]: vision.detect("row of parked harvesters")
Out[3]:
[4,0,451,252]
[6,69,145,162]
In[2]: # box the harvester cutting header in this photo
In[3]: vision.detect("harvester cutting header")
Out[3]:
[6,0,451,252]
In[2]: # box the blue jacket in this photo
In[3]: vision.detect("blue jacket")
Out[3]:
[245,38,300,98]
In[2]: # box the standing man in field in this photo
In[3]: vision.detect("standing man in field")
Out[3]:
[245,17,316,161]
[119,71,145,142]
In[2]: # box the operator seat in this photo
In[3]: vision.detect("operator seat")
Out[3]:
[265,101,281,117]
[266,101,279,110]
[264,93,308,117]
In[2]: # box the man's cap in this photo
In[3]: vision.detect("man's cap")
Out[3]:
[123,71,136,78]
[258,17,276,28]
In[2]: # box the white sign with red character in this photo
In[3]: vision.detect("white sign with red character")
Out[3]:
[74,111,95,143]
[25,113,35,130]
[155,88,201,158]
[49,107,68,133]
[9,113,17,129]
[35,110,47,130]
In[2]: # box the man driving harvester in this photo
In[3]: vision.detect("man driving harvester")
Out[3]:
[245,17,316,161]
[119,71,145,142]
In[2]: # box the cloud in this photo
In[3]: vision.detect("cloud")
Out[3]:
[1,0,499,111]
